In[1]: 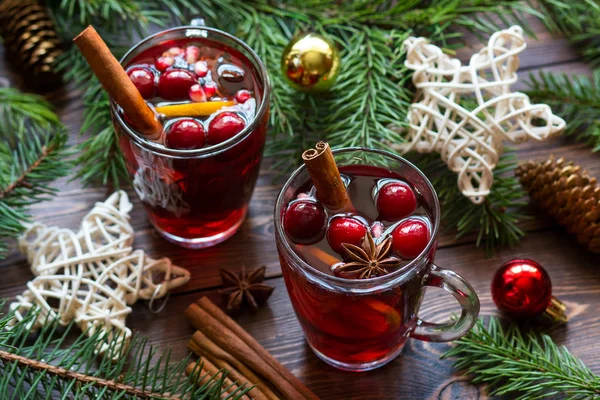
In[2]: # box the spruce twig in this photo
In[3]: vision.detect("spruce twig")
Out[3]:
[0,304,249,399]
[0,350,179,399]
[0,89,73,259]
[527,70,600,152]
[442,317,600,399]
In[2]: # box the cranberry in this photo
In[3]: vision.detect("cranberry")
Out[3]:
[283,200,327,245]
[194,61,209,77]
[155,56,175,72]
[206,112,245,145]
[165,119,206,150]
[392,218,430,259]
[189,84,206,102]
[127,67,155,99]
[235,89,252,103]
[157,69,197,100]
[327,217,367,255]
[376,181,417,221]
[204,81,217,98]
[185,46,200,64]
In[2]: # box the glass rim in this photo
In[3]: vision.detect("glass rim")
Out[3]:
[274,147,441,288]
[110,26,271,159]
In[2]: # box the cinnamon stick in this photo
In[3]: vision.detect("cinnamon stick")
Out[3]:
[156,101,235,118]
[188,332,276,400]
[196,297,319,400]
[302,142,350,211]
[73,26,161,139]
[185,301,309,400]
[186,360,249,399]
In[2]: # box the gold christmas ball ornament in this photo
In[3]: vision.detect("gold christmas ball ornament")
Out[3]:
[281,33,340,92]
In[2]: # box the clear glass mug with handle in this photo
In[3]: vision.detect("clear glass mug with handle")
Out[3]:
[274,147,480,371]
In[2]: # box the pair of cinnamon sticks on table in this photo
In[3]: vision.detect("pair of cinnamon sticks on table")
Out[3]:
[184,297,318,400]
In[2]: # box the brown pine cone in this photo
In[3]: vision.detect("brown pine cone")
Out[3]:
[516,157,600,253]
[0,0,63,89]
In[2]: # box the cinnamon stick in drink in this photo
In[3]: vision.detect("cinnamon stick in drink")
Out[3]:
[302,142,351,211]
[73,26,161,138]
[195,297,319,400]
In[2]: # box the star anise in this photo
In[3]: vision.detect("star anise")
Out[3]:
[331,232,401,279]
[218,266,274,314]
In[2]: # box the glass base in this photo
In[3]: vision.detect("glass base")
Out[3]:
[308,341,406,372]
[152,209,246,249]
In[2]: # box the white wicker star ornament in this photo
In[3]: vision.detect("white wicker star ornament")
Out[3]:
[392,26,565,204]
[8,191,190,356]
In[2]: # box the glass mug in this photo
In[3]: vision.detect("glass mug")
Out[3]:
[111,27,270,249]
[274,148,480,371]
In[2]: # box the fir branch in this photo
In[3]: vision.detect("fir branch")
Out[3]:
[414,151,527,254]
[537,0,600,65]
[527,70,600,152]
[0,90,73,259]
[0,305,249,399]
[0,88,62,129]
[442,317,600,399]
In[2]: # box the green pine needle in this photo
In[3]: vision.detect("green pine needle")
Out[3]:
[537,0,600,66]
[527,70,600,152]
[442,317,600,399]
[0,89,74,259]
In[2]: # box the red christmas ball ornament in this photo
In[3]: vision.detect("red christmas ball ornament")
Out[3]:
[491,259,566,323]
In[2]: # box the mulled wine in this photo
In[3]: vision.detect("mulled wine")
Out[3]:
[112,27,269,248]
[274,147,480,371]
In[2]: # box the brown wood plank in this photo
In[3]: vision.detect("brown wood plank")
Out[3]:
[2,8,600,400]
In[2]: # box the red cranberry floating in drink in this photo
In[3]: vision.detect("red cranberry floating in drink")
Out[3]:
[284,200,327,245]
[165,118,206,150]
[127,67,155,99]
[204,82,217,98]
[194,61,209,77]
[189,84,206,102]
[207,112,246,145]
[157,69,197,100]
[327,216,368,255]
[185,45,200,64]
[155,55,174,72]
[392,218,430,259]
[376,181,417,221]
[235,89,252,103]
[111,27,269,249]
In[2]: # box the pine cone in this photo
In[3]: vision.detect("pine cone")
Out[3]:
[516,157,600,253]
[0,0,62,89]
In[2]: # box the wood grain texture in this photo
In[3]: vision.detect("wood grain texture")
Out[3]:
[2,17,600,400]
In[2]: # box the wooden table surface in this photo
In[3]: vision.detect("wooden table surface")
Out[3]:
[2,15,600,400]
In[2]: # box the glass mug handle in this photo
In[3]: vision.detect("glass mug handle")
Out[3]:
[410,264,480,342]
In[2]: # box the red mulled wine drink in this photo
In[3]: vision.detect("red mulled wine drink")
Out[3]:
[274,147,480,371]
[112,27,269,248]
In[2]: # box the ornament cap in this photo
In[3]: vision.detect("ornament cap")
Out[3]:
[545,296,568,324]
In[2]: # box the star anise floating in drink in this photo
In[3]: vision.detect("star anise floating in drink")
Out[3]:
[331,232,401,279]
[218,266,274,314]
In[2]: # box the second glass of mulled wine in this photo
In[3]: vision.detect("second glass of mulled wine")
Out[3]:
[274,147,480,371]
[111,27,269,249]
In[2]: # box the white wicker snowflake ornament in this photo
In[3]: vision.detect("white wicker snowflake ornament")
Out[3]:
[8,191,190,356]
[392,26,565,204]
